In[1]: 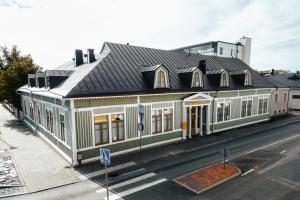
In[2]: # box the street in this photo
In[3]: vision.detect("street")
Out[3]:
[4,116,300,200]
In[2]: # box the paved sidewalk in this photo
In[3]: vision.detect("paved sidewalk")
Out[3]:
[0,105,81,196]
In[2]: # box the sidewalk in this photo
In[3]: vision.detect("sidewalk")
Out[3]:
[0,105,81,196]
[77,114,300,178]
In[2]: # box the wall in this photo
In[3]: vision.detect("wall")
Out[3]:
[270,88,289,116]
[20,93,73,162]
[289,89,300,110]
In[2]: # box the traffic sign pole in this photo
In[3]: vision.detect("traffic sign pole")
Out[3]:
[105,164,109,200]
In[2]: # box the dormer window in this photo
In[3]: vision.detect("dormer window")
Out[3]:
[244,71,252,86]
[220,71,229,87]
[155,68,169,88]
[192,70,203,88]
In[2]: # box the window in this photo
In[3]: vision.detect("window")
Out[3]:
[283,109,286,112]
[94,116,109,145]
[247,100,252,116]
[259,98,268,114]
[241,100,247,117]
[192,71,202,88]
[220,47,223,55]
[230,49,233,56]
[112,114,125,142]
[46,109,53,133]
[217,101,230,122]
[224,102,230,121]
[45,76,50,88]
[274,111,277,115]
[163,108,173,132]
[258,99,263,114]
[60,114,66,142]
[263,98,268,113]
[292,95,300,99]
[23,100,27,115]
[275,94,278,103]
[155,69,168,88]
[217,103,224,122]
[152,110,162,134]
[220,72,229,87]
[244,72,252,86]
[29,103,34,119]
[284,93,287,102]
[37,106,41,124]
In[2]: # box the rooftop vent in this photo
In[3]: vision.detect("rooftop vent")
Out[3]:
[74,49,83,67]
[198,60,206,75]
[87,49,96,63]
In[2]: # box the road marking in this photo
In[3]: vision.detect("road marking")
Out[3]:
[268,175,300,191]
[280,149,286,154]
[96,172,157,193]
[104,178,167,200]
[226,134,300,162]
[241,169,254,177]
[79,161,136,180]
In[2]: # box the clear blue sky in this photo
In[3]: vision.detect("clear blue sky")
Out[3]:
[1,0,299,71]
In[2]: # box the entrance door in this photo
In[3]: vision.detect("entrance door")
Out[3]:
[191,107,197,136]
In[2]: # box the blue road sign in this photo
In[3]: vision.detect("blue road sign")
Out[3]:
[137,122,144,132]
[100,148,111,165]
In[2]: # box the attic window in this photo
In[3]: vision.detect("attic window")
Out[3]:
[192,70,202,88]
[220,71,229,87]
[244,71,252,86]
[155,69,169,88]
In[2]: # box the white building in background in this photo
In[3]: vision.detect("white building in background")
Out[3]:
[174,36,252,65]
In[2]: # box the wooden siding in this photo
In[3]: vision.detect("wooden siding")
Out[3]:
[74,97,137,108]
[126,106,138,139]
[231,98,241,119]
[174,102,182,129]
[239,90,256,96]
[75,111,93,149]
[143,105,151,136]
[93,106,124,115]
[79,131,182,160]
[252,96,259,115]
[219,91,238,98]
[214,113,269,131]
[140,94,188,103]
[257,89,271,94]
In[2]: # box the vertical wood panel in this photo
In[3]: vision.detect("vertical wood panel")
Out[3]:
[75,111,93,149]
[143,105,151,136]
[174,102,182,129]
[126,107,138,139]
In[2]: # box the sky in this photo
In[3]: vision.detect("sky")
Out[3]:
[0,0,299,71]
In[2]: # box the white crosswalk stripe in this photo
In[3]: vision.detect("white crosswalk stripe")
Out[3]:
[96,172,157,193]
[79,161,136,180]
[104,178,167,200]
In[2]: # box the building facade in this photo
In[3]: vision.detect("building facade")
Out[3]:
[18,42,273,165]
[174,36,251,65]
[267,72,300,111]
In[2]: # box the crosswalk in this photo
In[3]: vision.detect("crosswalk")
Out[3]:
[96,172,167,200]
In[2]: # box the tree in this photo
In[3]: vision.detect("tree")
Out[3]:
[0,45,39,111]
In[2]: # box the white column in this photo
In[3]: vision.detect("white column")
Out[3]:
[206,105,210,134]
[70,100,78,166]
[200,106,203,136]
[188,107,192,139]
[182,106,187,139]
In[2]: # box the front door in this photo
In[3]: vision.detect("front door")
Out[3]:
[191,107,197,136]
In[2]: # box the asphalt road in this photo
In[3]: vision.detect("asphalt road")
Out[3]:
[4,120,300,200]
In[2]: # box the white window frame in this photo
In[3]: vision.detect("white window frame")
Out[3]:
[216,99,231,122]
[154,67,169,89]
[244,71,252,86]
[241,97,253,118]
[93,112,126,147]
[220,71,229,87]
[191,69,203,88]
[59,113,67,143]
[258,96,269,115]
[151,104,174,135]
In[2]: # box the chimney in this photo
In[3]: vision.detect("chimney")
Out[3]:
[87,49,96,63]
[74,49,83,67]
[198,60,206,74]
[271,69,275,75]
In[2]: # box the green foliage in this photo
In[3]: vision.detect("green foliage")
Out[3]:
[0,45,39,109]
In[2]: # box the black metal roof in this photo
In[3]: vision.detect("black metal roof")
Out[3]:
[266,73,300,88]
[45,70,73,77]
[63,42,273,98]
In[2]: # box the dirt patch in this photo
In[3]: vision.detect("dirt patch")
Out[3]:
[173,163,241,194]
